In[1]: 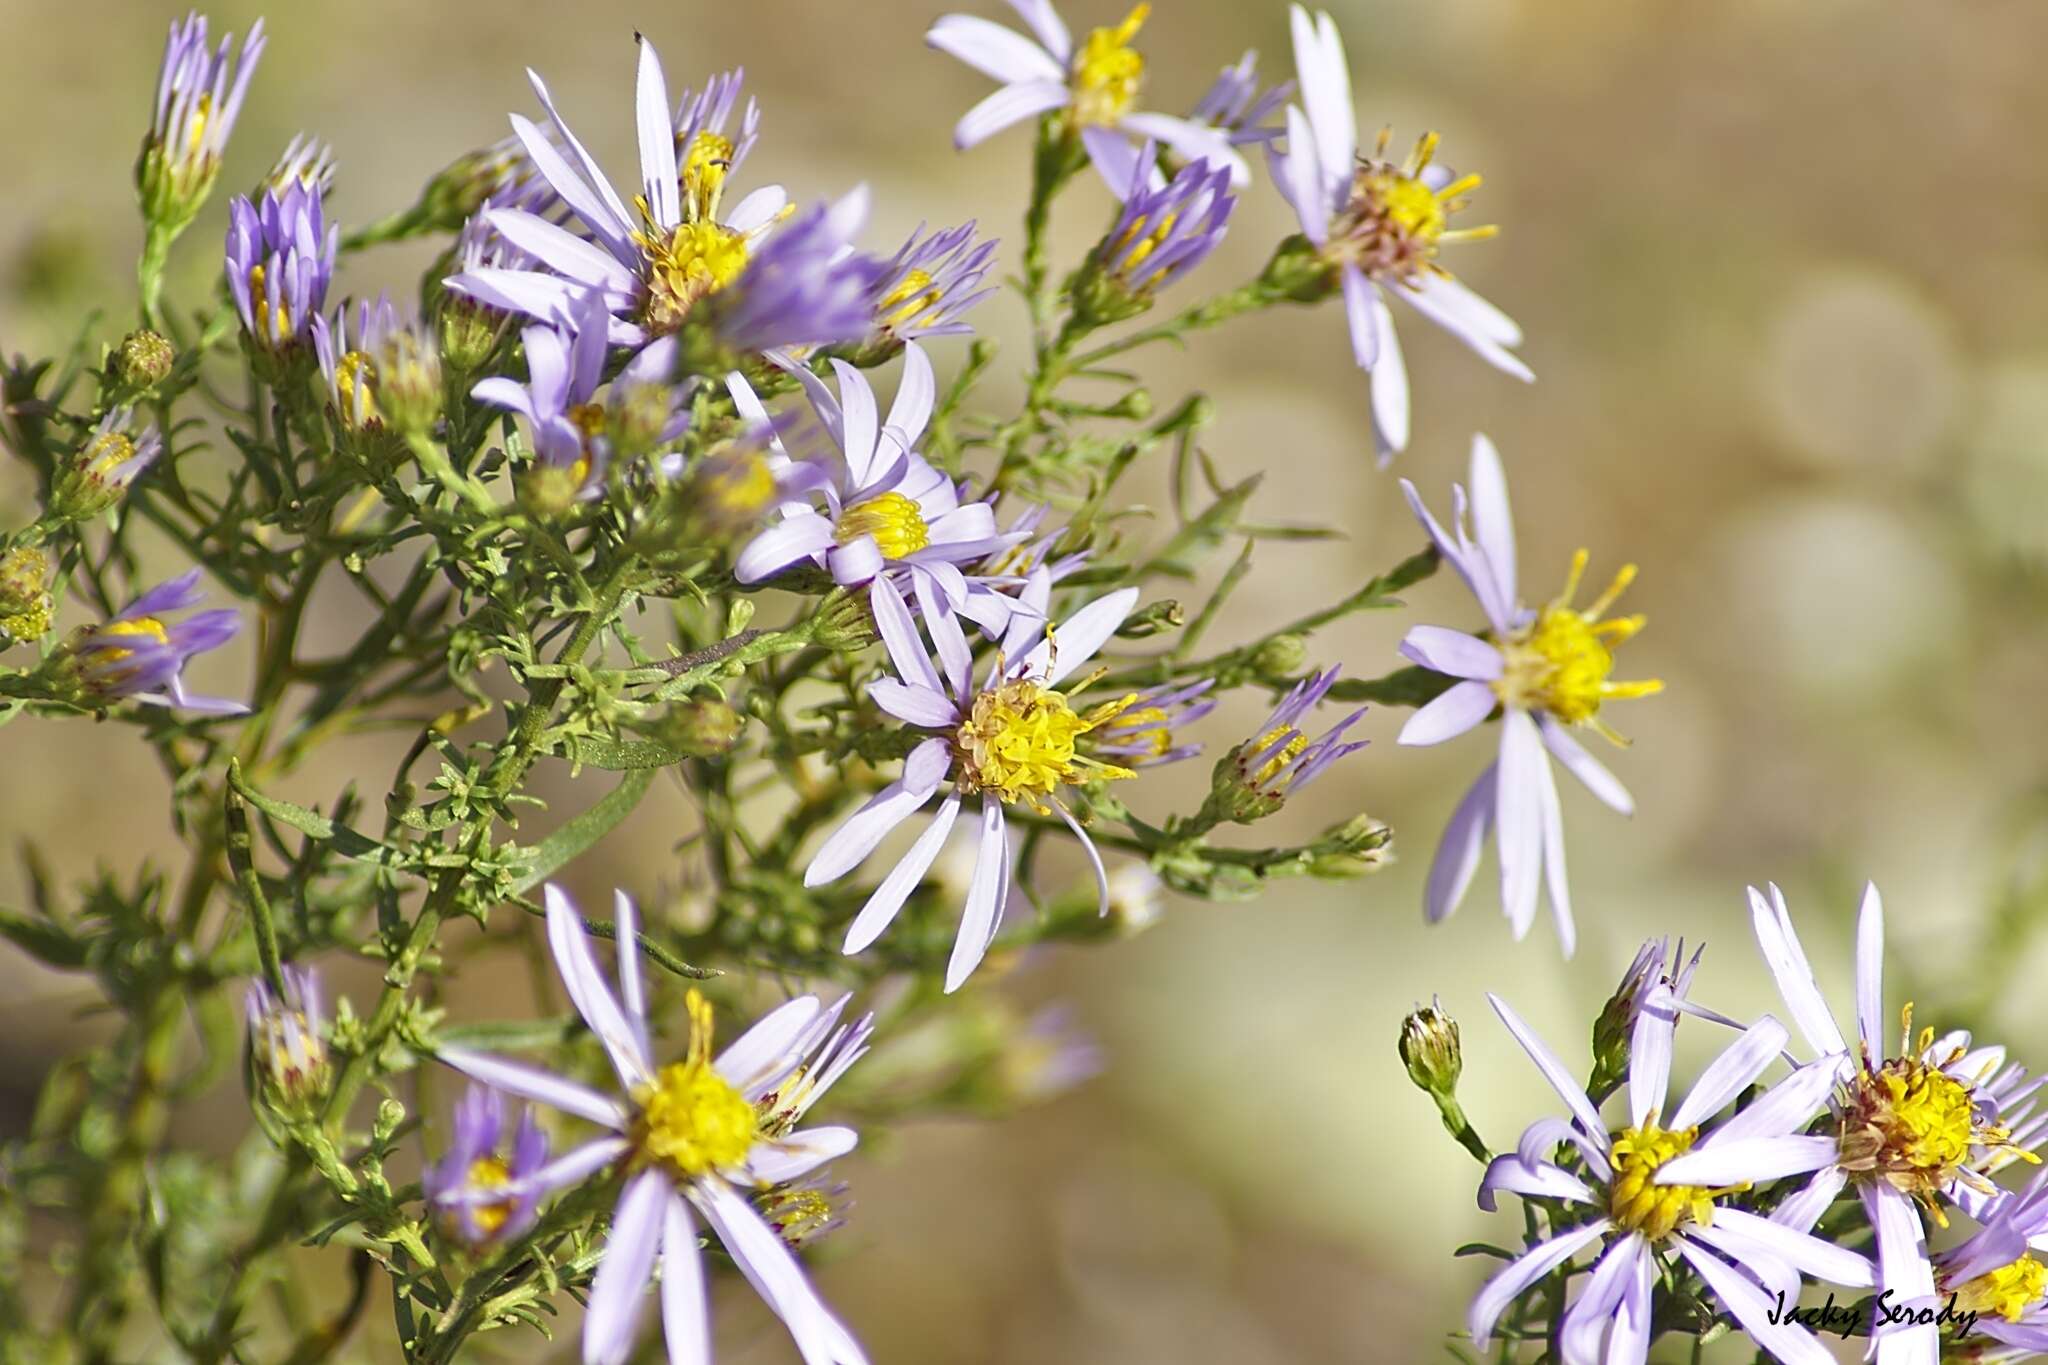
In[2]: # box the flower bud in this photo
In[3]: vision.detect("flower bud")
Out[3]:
[1308,812,1393,878]
[1256,232,1337,303]
[1399,998,1463,1100]
[1589,939,1697,1101]
[755,1178,853,1252]
[813,587,880,652]
[0,547,54,643]
[375,327,442,438]
[1252,633,1309,678]
[658,699,747,758]
[246,966,330,1114]
[51,408,162,521]
[1115,598,1183,638]
[114,330,176,391]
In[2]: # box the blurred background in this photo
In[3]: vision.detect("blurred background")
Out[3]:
[5,0,2048,1359]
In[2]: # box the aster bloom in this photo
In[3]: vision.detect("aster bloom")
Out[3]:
[435,886,871,1365]
[732,344,1012,592]
[226,181,338,359]
[865,221,999,352]
[472,289,688,503]
[928,1,1249,184]
[804,577,1141,991]
[702,190,884,358]
[1706,881,2045,1365]
[1208,667,1368,820]
[245,965,328,1108]
[1088,677,1218,767]
[423,1085,549,1247]
[311,295,403,436]
[1187,50,1290,149]
[1081,146,1235,307]
[1272,7,1528,458]
[265,133,335,196]
[51,406,164,520]
[138,13,266,231]
[1935,1171,2048,1357]
[755,1176,853,1252]
[446,38,795,347]
[437,199,541,372]
[1396,435,1662,956]
[57,569,244,714]
[1473,988,1875,1365]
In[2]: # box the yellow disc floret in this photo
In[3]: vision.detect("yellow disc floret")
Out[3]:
[1608,1123,1716,1241]
[1954,1255,2048,1323]
[878,269,943,335]
[633,207,750,336]
[82,431,138,481]
[680,130,735,220]
[631,990,758,1180]
[954,678,1137,812]
[335,350,380,429]
[1330,130,1498,284]
[460,1155,516,1238]
[1070,4,1149,127]
[1493,549,1663,742]
[1246,726,1309,785]
[836,492,932,560]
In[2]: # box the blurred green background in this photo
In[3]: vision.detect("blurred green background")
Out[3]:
[5,0,2048,1360]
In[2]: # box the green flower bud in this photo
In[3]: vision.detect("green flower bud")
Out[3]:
[0,547,54,644]
[1253,633,1309,679]
[1115,598,1183,638]
[376,329,442,438]
[658,699,748,758]
[1399,998,1463,1099]
[114,330,176,391]
[814,587,880,652]
[1256,232,1338,303]
[1307,812,1393,878]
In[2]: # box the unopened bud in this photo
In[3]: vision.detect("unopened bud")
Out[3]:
[814,587,879,652]
[51,408,162,521]
[658,699,747,758]
[1257,232,1337,303]
[115,330,176,390]
[1253,633,1309,679]
[376,329,441,437]
[246,966,331,1114]
[1116,598,1183,638]
[0,548,53,644]
[1308,812,1392,878]
[1400,999,1463,1099]
[1105,864,1166,937]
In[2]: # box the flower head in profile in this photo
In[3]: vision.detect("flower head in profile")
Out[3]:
[1203,667,1368,823]
[1087,677,1218,768]
[445,39,799,348]
[1397,435,1661,955]
[245,965,328,1109]
[51,406,164,520]
[226,179,338,360]
[1729,881,2045,1365]
[55,569,244,714]
[1271,6,1528,458]
[1473,983,1875,1365]
[864,221,999,355]
[1936,1169,2048,1358]
[138,13,266,232]
[929,1,1248,184]
[312,294,403,436]
[732,344,1012,593]
[1187,49,1290,149]
[263,134,335,197]
[423,1086,549,1248]
[1074,146,1235,320]
[436,886,871,1365]
[804,577,1141,991]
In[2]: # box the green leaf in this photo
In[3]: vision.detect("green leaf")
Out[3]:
[556,736,690,770]
[227,762,410,870]
[510,768,656,895]
[0,903,88,969]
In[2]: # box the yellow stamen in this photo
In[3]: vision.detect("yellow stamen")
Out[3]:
[680,130,735,219]
[335,350,380,427]
[631,204,750,336]
[954,678,1137,812]
[463,1155,515,1238]
[1330,131,1498,284]
[1070,4,1150,127]
[1608,1123,1720,1241]
[1954,1255,2048,1323]
[631,990,758,1180]
[246,262,291,345]
[1248,725,1309,785]
[1492,550,1663,734]
[836,491,932,560]
[878,268,943,333]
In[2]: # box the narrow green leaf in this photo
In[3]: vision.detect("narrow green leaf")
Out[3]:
[510,768,656,895]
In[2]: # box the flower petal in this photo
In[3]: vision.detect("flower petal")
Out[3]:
[1538,717,1634,815]
[945,802,1008,993]
[844,796,961,954]
[1468,1220,1607,1348]
[634,36,680,228]
[1864,1183,1941,1365]
[1487,992,1604,1136]
[1747,883,1846,1058]
[1496,710,1545,938]
[1672,1241,1834,1365]
[1856,880,1886,1057]
[1367,292,1410,459]
[953,80,1069,151]
[1654,1135,1837,1186]
[583,1172,668,1365]
[1398,678,1497,747]
[748,1126,858,1185]
[546,884,654,1089]
[1695,1206,1874,1289]
[435,1047,628,1130]
[696,1180,865,1365]
[1667,1015,1790,1130]
[1424,766,1495,922]
[1477,1153,1593,1212]
[717,996,824,1096]
[870,679,959,728]
[927,14,1066,85]
[661,1197,710,1365]
[1558,1235,1644,1365]
[1399,626,1504,682]
[803,779,939,886]
[1030,587,1139,685]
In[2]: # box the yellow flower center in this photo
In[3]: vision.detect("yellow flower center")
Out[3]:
[335,350,380,427]
[461,1155,516,1238]
[954,678,1136,811]
[878,268,943,333]
[835,492,932,560]
[253,1009,326,1094]
[1493,550,1663,740]
[92,616,173,678]
[1330,131,1498,283]
[246,262,292,346]
[1247,725,1309,785]
[1955,1255,2048,1323]
[631,990,758,1180]
[82,432,137,481]
[1070,4,1149,127]
[1608,1123,1717,1240]
[1106,207,1180,290]
[633,210,750,336]
[680,130,735,219]
[757,1184,838,1248]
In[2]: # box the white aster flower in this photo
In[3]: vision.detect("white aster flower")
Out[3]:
[436,885,872,1365]
[731,343,1017,595]
[1272,6,1529,458]
[927,1,1249,185]
[1472,988,1874,1365]
[1395,434,1662,956]
[803,574,1140,991]
[1728,880,2045,1365]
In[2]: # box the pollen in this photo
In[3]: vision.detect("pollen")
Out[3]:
[680,130,735,219]
[1954,1255,2048,1323]
[836,492,932,560]
[1331,130,1498,284]
[631,990,758,1180]
[1608,1123,1717,1241]
[1070,4,1150,127]
[878,269,943,334]
[954,678,1137,812]
[633,209,750,336]
[1493,550,1662,740]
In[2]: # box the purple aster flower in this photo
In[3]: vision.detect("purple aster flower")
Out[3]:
[704,189,884,358]
[445,37,792,347]
[754,1175,853,1252]
[1396,435,1662,954]
[804,577,1141,991]
[226,181,338,358]
[1937,1170,2048,1356]
[1093,144,1235,297]
[1188,50,1290,148]
[139,13,266,228]
[311,294,403,434]
[423,1085,550,1247]
[436,885,872,1365]
[1272,6,1528,459]
[948,501,1091,639]
[866,221,999,350]
[926,2,1248,185]
[1224,666,1369,801]
[732,343,1014,597]
[472,290,689,503]
[1472,986,1876,1365]
[245,965,327,1107]
[52,406,164,519]
[1089,677,1218,767]
[671,66,769,226]
[1723,881,2048,1365]
[58,569,244,714]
